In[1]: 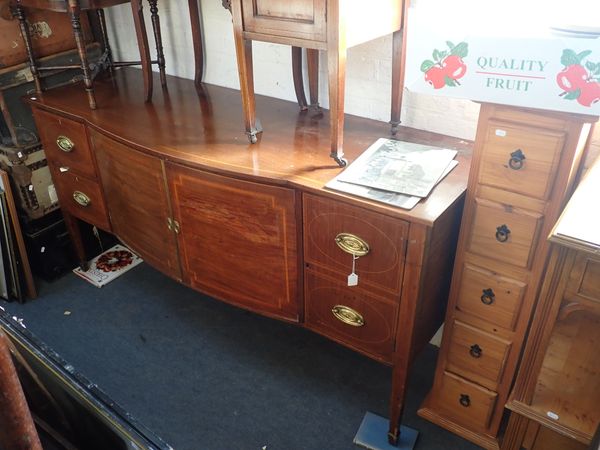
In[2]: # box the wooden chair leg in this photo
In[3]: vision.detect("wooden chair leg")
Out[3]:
[188,0,204,88]
[306,48,319,108]
[390,0,409,135]
[68,0,96,109]
[327,46,347,167]
[291,46,308,110]
[12,5,43,95]
[231,1,261,143]
[130,0,153,102]
[148,0,167,88]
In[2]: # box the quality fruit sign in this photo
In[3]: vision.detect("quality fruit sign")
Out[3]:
[406,34,600,116]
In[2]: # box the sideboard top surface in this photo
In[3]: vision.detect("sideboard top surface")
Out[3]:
[28,68,472,225]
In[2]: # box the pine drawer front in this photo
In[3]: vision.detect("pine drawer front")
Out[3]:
[33,109,97,180]
[304,270,398,362]
[468,198,544,269]
[456,263,527,330]
[446,320,512,391]
[478,121,565,200]
[49,166,110,231]
[437,371,498,432]
[303,193,408,297]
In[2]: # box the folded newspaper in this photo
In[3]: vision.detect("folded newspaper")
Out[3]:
[73,244,143,288]
[326,138,458,209]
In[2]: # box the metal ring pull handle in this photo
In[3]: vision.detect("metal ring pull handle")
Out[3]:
[72,191,91,207]
[508,149,526,170]
[331,305,365,327]
[469,344,482,358]
[56,135,75,153]
[495,224,511,243]
[334,233,370,257]
[459,394,471,407]
[481,288,495,305]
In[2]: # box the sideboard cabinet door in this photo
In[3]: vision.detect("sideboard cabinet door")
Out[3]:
[166,162,299,322]
[92,130,181,280]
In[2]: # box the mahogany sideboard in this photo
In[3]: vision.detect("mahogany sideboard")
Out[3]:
[27,68,471,445]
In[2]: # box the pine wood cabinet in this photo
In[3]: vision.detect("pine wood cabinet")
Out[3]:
[27,69,471,446]
[417,104,596,449]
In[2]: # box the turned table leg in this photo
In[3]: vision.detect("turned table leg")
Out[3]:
[130,0,153,102]
[188,0,204,88]
[148,0,167,88]
[12,5,43,95]
[68,0,96,109]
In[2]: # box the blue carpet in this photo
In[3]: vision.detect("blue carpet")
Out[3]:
[3,263,480,450]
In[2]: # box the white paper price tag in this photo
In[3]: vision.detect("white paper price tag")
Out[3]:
[347,273,358,286]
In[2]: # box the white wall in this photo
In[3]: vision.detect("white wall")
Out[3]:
[103,1,481,141]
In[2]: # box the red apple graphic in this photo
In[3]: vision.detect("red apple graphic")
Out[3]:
[556,64,588,91]
[425,66,446,89]
[442,55,467,80]
[576,81,600,107]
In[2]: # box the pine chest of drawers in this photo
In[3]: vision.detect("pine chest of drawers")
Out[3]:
[418,104,596,449]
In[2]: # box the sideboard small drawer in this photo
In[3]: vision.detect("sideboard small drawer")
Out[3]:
[50,166,110,231]
[303,193,408,296]
[479,121,565,200]
[33,108,97,180]
[304,270,398,363]
[468,198,543,269]
[436,371,498,432]
[446,320,511,390]
[456,263,527,330]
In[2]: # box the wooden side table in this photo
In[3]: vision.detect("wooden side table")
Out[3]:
[229,0,409,166]
[11,0,167,109]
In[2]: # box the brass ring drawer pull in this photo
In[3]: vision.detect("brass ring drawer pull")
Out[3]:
[495,224,511,243]
[73,191,91,207]
[331,305,365,327]
[56,135,75,153]
[508,149,526,170]
[335,233,370,257]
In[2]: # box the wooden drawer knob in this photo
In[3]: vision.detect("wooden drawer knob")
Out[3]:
[459,394,471,407]
[508,149,526,170]
[72,191,91,207]
[481,288,495,305]
[334,233,370,257]
[56,135,75,152]
[331,305,365,327]
[495,224,511,243]
[469,344,482,358]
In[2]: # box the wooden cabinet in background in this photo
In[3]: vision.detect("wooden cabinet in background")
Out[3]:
[503,157,600,450]
[418,104,596,449]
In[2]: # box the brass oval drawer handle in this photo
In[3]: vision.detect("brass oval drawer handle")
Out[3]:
[459,394,471,407]
[56,135,75,153]
[495,224,511,243]
[481,288,495,305]
[508,149,526,170]
[335,233,370,257]
[72,191,91,207]
[469,344,482,358]
[331,305,365,327]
